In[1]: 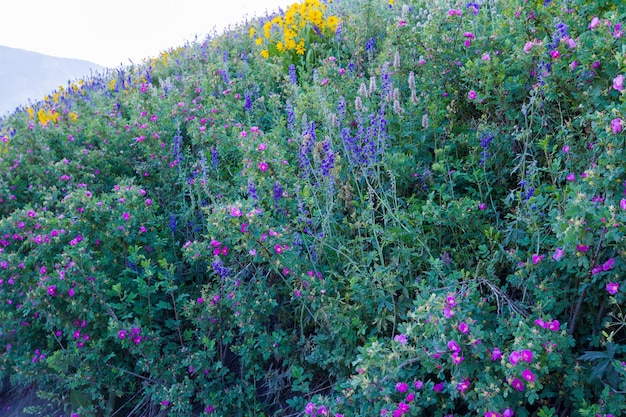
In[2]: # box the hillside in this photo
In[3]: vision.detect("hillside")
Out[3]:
[0,0,625,416]
[0,45,104,116]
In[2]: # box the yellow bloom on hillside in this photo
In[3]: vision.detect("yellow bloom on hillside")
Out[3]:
[260,49,270,58]
[249,27,256,38]
[296,39,306,55]
[69,112,78,122]
[27,107,35,119]
[256,38,263,45]
[263,21,273,39]
[276,41,285,52]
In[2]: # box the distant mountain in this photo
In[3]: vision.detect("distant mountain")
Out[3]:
[0,45,105,116]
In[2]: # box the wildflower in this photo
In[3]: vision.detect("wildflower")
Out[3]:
[491,348,502,361]
[550,50,560,59]
[433,382,445,392]
[47,285,57,296]
[485,411,502,417]
[589,16,600,29]
[614,75,625,92]
[521,349,533,363]
[502,408,514,417]
[258,161,268,172]
[414,380,424,389]
[621,198,626,210]
[458,378,470,393]
[230,206,242,217]
[509,351,521,365]
[468,90,477,100]
[602,258,615,271]
[532,254,544,264]
[511,378,525,391]
[611,118,623,134]
[448,9,462,16]
[396,382,409,393]
[606,282,620,295]
[523,41,534,53]
[394,334,408,344]
[522,369,535,382]
[458,322,469,333]
[553,247,564,261]
[566,173,576,181]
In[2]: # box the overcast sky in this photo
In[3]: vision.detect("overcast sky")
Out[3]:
[0,0,293,68]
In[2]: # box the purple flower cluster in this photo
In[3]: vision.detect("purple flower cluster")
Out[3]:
[341,108,388,168]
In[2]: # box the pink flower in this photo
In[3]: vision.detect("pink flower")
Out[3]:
[485,412,501,417]
[258,161,268,172]
[611,118,623,134]
[548,320,560,331]
[521,349,533,363]
[502,408,514,417]
[511,378,525,391]
[550,50,561,59]
[589,16,600,29]
[394,334,408,344]
[566,173,576,182]
[606,282,620,295]
[274,245,283,255]
[468,90,477,100]
[405,392,414,402]
[458,322,469,333]
[553,247,564,261]
[433,382,445,392]
[457,378,470,393]
[47,285,56,296]
[532,254,544,264]
[448,340,461,352]
[448,9,462,16]
[257,143,267,151]
[396,382,409,393]
[602,258,615,271]
[491,347,503,361]
[463,32,475,39]
[621,198,626,211]
[230,206,242,217]
[509,351,521,365]
[522,369,535,382]
[523,41,534,53]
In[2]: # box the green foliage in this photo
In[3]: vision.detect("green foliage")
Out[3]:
[1,0,626,416]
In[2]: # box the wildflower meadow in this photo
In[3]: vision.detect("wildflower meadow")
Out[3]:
[0,0,625,416]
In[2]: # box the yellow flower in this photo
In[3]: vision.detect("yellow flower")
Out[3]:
[26,107,35,119]
[249,27,255,38]
[263,21,273,39]
[68,112,78,122]
[389,0,394,4]
[260,49,269,58]
[272,16,283,28]
[256,38,263,45]
[109,79,116,91]
[296,39,306,55]
[327,16,339,31]
[276,41,285,52]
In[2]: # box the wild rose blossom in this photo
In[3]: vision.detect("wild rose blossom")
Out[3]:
[612,74,624,92]
[611,118,623,134]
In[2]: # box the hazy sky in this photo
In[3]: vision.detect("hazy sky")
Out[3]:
[0,0,293,68]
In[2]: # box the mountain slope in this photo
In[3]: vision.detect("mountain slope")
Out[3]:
[0,45,104,115]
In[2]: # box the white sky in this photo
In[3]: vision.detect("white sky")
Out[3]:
[0,0,293,68]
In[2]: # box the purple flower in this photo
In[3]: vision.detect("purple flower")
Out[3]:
[602,258,615,271]
[521,349,533,363]
[611,118,623,134]
[522,369,536,382]
[511,378,525,391]
[589,16,600,29]
[458,322,469,333]
[613,74,624,92]
[118,330,127,339]
[532,254,544,264]
[433,382,445,392]
[502,408,514,417]
[566,173,576,181]
[606,282,620,295]
[394,334,408,344]
[491,347,503,361]
[468,90,477,100]
[553,247,564,261]
[448,340,461,352]
[509,351,521,365]
[414,380,424,389]
[47,285,56,296]
[230,206,242,217]
[396,382,409,393]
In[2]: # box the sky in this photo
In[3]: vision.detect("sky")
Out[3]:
[0,0,294,68]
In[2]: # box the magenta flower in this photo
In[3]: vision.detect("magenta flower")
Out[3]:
[491,347,503,361]
[405,392,415,403]
[548,320,560,331]
[258,161,268,172]
[522,369,535,382]
[509,351,521,365]
[532,254,544,264]
[274,245,283,255]
[614,74,624,92]
[122,212,130,221]
[457,378,470,393]
[394,334,408,344]
[433,382,445,392]
[523,41,533,53]
[589,16,600,29]
[521,349,533,363]
[621,199,626,211]
[611,118,623,134]
[458,322,469,333]
[230,206,242,217]
[511,378,525,391]
[602,258,615,271]
[448,9,462,16]
[553,247,564,261]
[566,173,576,181]
[502,408,514,417]
[396,382,409,393]
[47,285,56,296]
[468,90,477,100]
[414,380,424,389]
[118,330,127,339]
[606,282,620,295]
[485,411,501,417]
[550,50,561,59]
[447,340,461,352]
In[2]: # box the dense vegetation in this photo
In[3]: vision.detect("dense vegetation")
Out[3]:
[0,0,625,416]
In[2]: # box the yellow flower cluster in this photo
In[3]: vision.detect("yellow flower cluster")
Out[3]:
[254,0,340,59]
